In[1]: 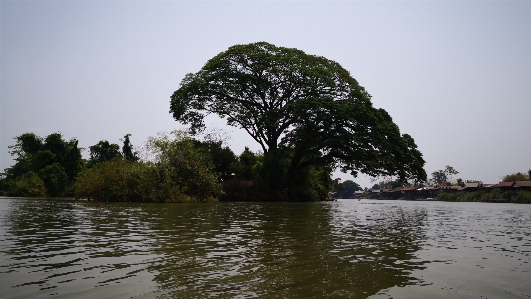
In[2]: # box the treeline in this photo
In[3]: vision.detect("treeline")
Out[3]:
[0,131,342,202]
[438,190,531,204]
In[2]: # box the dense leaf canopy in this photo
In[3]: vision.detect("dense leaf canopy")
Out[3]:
[170,42,426,183]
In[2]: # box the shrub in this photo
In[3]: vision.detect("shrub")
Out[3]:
[75,131,223,202]
[437,192,458,202]
[9,172,46,197]
[514,191,531,204]
[503,191,514,201]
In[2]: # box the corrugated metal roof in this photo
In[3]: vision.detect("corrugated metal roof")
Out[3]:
[514,181,531,187]
[465,183,480,188]
[494,182,514,188]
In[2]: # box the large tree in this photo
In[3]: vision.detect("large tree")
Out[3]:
[170,42,426,198]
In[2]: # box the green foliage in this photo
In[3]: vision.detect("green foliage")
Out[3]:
[436,193,457,202]
[502,172,530,182]
[8,133,43,159]
[457,178,464,187]
[170,42,426,200]
[3,132,83,197]
[76,131,223,202]
[146,131,223,201]
[122,134,139,162]
[336,180,361,198]
[39,163,68,196]
[88,140,122,167]
[300,165,336,201]
[76,159,155,202]
[237,147,262,180]
[31,150,56,172]
[436,189,514,203]
[514,191,531,204]
[377,179,403,189]
[8,172,46,197]
[218,148,265,201]
[192,139,237,180]
[431,165,459,186]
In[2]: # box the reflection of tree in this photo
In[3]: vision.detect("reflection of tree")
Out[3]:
[2,199,427,298]
[148,202,428,298]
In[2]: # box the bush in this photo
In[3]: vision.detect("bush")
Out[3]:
[75,131,223,202]
[514,191,531,204]
[503,191,514,201]
[146,131,222,201]
[437,192,459,202]
[8,172,46,197]
[75,159,139,202]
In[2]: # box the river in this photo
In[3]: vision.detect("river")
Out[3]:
[0,197,530,298]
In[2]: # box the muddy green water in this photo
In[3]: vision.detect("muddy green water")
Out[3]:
[0,197,530,298]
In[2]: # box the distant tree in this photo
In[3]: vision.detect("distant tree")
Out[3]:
[88,140,122,167]
[430,165,459,186]
[391,180,403,189]
[378,179,404,189]
[372,183,380,190]
[457,178,465,187]
[336,180,361,198]
[122,134,139,162]
[502,172,529,182]
[465,179,482,184]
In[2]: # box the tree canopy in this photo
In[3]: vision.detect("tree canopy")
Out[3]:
[502,172,530,182]
[4,132,82,196]
[430,165,459,186]
[336,180,361,199]
[170,42,426,195]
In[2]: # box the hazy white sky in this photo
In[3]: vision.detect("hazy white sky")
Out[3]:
[1,1,530,188]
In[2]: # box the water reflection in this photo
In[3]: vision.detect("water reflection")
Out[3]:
[106,201,429,298]
[0,198,444,298]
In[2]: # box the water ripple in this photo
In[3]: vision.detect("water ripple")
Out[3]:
[1,198,530,298]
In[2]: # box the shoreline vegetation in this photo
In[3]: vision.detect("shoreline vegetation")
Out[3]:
[434,189,531,204]
[361,190,531,204]
[1,42,430,202]
[1,43,528,203]
[1,129,529,204]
